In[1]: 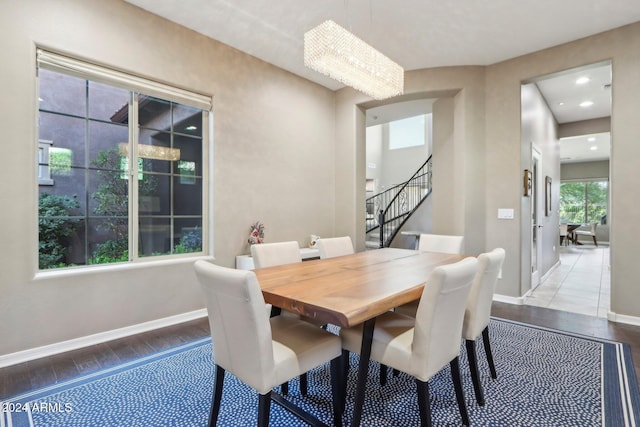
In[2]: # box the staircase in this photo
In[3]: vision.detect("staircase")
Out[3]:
[366,156,432,248]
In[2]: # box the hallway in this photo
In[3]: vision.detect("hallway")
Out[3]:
[525,244,610,318]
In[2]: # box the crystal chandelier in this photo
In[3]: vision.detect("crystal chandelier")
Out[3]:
[304,20,404,100]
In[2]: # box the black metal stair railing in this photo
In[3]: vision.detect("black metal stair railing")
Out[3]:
[365,155,432,248]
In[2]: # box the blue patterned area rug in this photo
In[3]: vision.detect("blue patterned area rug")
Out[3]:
[3,318,639,427]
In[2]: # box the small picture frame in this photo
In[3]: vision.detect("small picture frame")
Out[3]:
[545,176,552,216]
[523,169,532,197]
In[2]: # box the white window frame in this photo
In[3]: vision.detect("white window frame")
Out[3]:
[37,48,213,269]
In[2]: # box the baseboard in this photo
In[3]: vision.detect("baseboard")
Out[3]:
[493,293,526,305]
[0,309,208,368]
[607,311,640,327]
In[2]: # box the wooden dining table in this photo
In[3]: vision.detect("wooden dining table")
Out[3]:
[254,247,466,426]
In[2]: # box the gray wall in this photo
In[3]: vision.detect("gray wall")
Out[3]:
[520,83,561,293]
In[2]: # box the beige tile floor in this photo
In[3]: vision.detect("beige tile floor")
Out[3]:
[525,244,610,318]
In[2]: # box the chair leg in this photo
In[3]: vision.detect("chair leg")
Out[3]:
[450,357,470,426]
[593,236,598,247]
[465,339,485,406]
[416,379,432,427]
[300,373,308,396]
[209,365,225,427]
[341,349,350,411]
[380,364,388,386]
[257,393,271,427]
[330,357,344,427]
[482,326,497,379]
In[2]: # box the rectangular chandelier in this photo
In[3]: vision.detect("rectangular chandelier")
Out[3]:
[304,20,404,100]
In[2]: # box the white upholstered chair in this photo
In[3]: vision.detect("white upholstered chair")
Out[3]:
[317,236,354,259]
[395,233,465,319]
[417,233,465,254]
[340,257,478,426]
[251,241,302,268]
[250,240,319,395]
[559,223,569,246]
[462,248,506,406]
[574,222,598,246]
[194,261,343,427]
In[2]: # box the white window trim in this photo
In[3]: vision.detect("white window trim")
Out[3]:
[37,48,214,269]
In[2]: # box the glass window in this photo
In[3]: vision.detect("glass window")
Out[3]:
[37,59,209,270]
[559,180,608,224]
[388,115,426,150]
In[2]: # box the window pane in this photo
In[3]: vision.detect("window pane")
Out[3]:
[88,218,128,264]
[38,69,86,117]
[389,115,425,150]
[174,177,202,215]
[175,219,203,254]
[559,180,608,225]
[88,81,130,122]
[586,181,608,224]
[88,121,129,168]
[138,217,171,256]
[139,96,172,131]
[88,166,129,230]
[38,113,86,168]
[138,128,173,173]
[38,191,83,269]
[173,104,202,137]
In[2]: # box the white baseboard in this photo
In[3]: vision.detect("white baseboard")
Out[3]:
[0,309,208,368]
[493,294,526,305]
[607,311,640,327]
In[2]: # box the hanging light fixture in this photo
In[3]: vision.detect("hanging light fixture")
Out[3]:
[304,20,404,100]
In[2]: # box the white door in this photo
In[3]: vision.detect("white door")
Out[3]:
[531,147,543,289]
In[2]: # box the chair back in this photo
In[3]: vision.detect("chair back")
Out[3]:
[412,257,478,380]
[317,236,354,259]
[194,260,274,390]
[589,222,598,234]
[418,233,464,254]
[251,241,302,268]
[462,248,506,340]
[559,223,568,236]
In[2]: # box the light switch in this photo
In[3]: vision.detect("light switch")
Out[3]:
[498,208,514,219]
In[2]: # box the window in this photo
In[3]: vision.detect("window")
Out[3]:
[388,114,426,150]
[559,180,608,224]
[37,50,211,270]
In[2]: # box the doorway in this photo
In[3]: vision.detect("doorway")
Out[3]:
[521,61,612,318]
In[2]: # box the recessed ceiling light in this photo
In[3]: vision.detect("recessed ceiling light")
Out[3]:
[579,101,594,108]
[558,102,565,106]
[587,137,596,142]
[590,146,598,151]
[576,77,590,85]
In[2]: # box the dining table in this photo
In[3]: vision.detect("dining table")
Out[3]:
[253,247,466,426]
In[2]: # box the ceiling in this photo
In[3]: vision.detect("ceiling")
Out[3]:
[125,0,630,162]
[535,62,612,163]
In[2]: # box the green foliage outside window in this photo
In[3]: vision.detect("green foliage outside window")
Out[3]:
[38,193,80,269]
[90,148,157,264]
[560,181,608,224]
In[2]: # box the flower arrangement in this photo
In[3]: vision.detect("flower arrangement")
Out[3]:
[248,221,265,245]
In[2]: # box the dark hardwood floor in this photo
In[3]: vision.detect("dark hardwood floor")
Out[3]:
[1,302,639,399]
